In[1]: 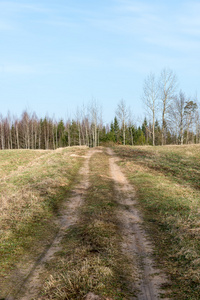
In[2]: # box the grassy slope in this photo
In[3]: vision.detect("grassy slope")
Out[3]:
[113,144,200,300]
[0,147,87,297]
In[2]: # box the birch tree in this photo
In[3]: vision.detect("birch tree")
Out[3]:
[0,115,5,150]
[142,72,159,146]
[184,100,197,144]
[169,90,186,145]
[195,108,200,143]
[89,100,101,147]
[116,99,128,145]
[159,68,178,145]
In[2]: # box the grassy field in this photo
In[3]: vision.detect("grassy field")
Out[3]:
[1,144,200,299]
[1,147,135,299]
[113,144,200,300]
[0,147,87,297]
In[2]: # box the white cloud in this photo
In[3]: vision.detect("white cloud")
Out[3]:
[177,1,200,37]
[84,0,163,40]
[39,19,80,29]
[0,63,59,75]
[0,1,51,33]
[108,0,200,53]
[0,20,14,31]
[0,1,50,13]
[64,55,104,69]
[144,33,200,52]
[114,0,154,13]
[1,64,37,75]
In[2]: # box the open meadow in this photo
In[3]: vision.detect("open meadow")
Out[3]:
[0,144,200,299]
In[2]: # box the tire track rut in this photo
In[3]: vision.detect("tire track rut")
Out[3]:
[107,148,168,300]
[4,147,169,300]
[5,149,96,300]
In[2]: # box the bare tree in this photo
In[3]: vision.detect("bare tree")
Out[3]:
[0,114,5,150]
[169,90,186,145]
[83,117,90,147]
[90,103,97,147]
[195,108,200,143]
[89,100,101,147]
[75,108,82,146]
[66,120,71,147]
[21,111,30,149]
[127,110,135,146]
[184,100,198,144]
[142,72,159,146]
[194,93,200,144]
[33,114,39,149]
[14,117,20,149]
[7,112,13,149]
[159,68,178,145]
[116,99,128,145]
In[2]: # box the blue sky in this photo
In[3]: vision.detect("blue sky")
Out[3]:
[0,0,200,124]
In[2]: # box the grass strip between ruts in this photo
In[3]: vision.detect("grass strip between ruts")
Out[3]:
[41,150,135,299]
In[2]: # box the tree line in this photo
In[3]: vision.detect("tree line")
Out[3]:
[0,68,199,150]
[142,68,200,146]
[0,103,146,150]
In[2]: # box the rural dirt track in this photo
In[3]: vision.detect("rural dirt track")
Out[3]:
[5,147,168,299]
[107,148,168,300]
[5,148,96,300]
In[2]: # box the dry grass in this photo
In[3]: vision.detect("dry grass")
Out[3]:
[113,144,200,299]
[0,146,87,297]
[0,149,50,180]
[40,150,135,300]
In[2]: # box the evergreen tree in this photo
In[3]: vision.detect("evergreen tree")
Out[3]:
[113,117,120,143]
[57,119,66,147]
[154,120,161,145]
[142,117,148,144]
[136,127,145,145]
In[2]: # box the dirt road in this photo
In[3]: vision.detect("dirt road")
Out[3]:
[5,149,95,300]
[107,148,168,300]
[4,148,168,299]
